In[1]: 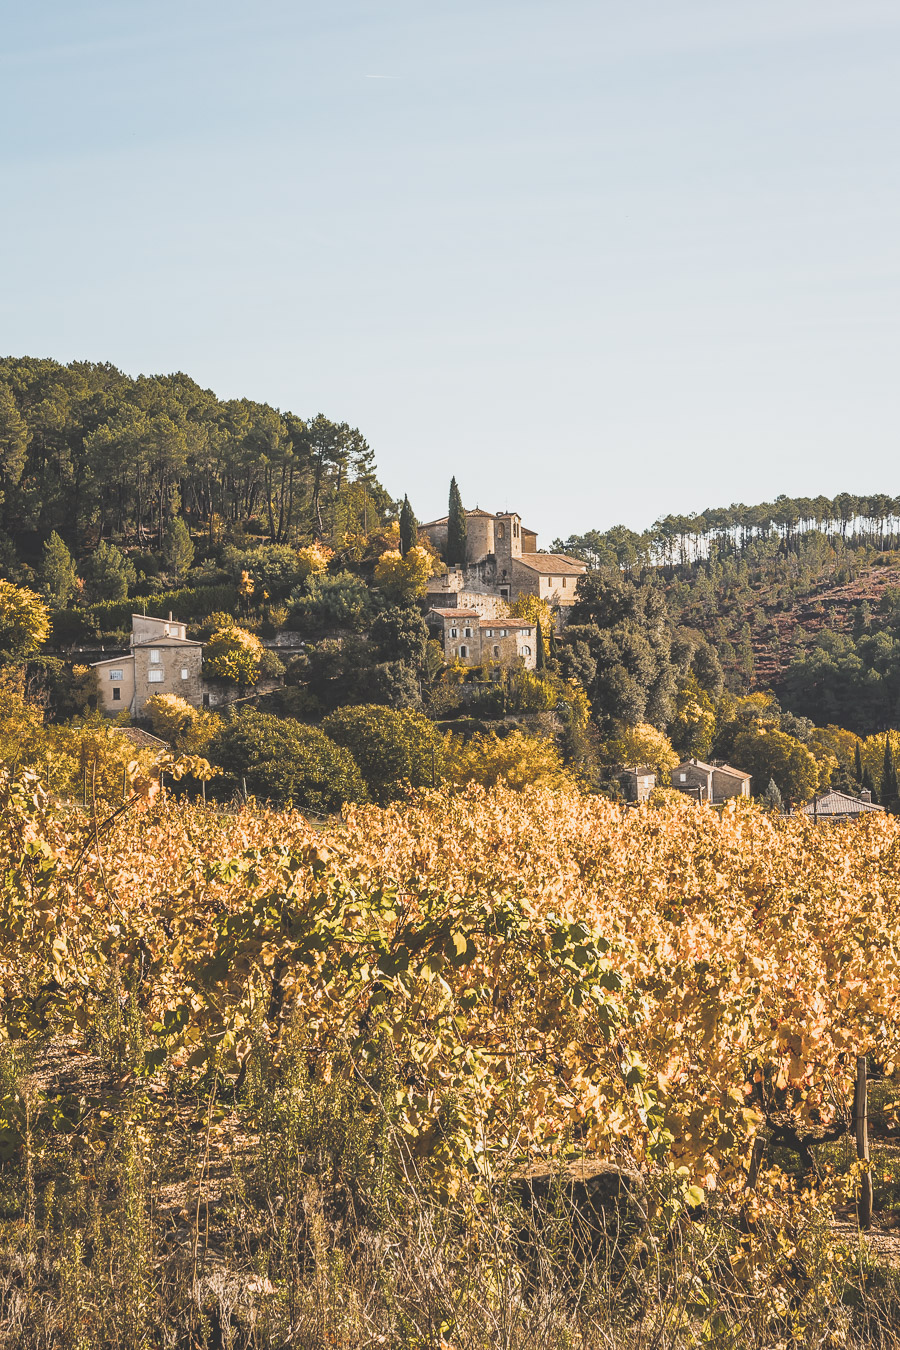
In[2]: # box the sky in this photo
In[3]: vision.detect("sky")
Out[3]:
[2,1,899,542]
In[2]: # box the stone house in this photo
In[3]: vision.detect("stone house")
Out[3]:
[91,614,205,718]
[419,508,586,610]
[426,608,538,670]
[671,758,751,804]
[618,768,657,803]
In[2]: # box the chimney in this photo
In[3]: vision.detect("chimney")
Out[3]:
[168,611,173,622]
[860,788,872,803]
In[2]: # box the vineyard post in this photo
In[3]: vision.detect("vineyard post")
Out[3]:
[854,1054,873,1230]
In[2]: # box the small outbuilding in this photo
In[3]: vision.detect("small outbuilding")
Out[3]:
[671,758,751,804]
[796,790,885,823]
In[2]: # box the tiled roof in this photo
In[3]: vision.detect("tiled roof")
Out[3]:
[132,636,203,648]
[513,553,587,576]
[427,608,480,619]
[798,791,885,816]
[114,727,170,750]
[90,652,130,668]
[674,759,752,780]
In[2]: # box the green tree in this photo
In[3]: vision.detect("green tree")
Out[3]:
[731,725,819,805]
[446,477,467,566]
[322,704,444,803]
[208,709,366,811]
[399,494,418,556]
[288,571,373,633]
[41,532,78,607]
[763,778,784,813]
[370,606,430,666]
[162,515,195,581]
[0,581,51,658]
[536,622,546,671]
[82,539,136,603]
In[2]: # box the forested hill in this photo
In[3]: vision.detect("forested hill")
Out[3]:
[0,356,395,560]
[557,499,900,733]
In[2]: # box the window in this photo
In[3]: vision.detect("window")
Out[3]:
[148,669,164,683]
[562,576,567,587]
[523,646,531,656]
[493,645,500,658]
[149,649,160,664]
[464,626,472,637]
[484,628,492,637]
[112,687,121,702]
[514,521,519,537]
[202,693,210,709]
[459,645,468,658]
[499,586,509,599]
[450,627,458,638]
[679,773,687,783]
[181,668,189,680]
[109,669,123,681]
[499,629,507,637]
[497,523,505,539]
[523,628,531,636]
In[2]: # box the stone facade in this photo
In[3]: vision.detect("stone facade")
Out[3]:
[419,508,585,611]
[92,614,205,718]
[671,759,751,804]
[426,608,538,670]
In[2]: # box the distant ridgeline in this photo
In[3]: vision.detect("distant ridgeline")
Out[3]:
[0,356,395,557]
[555,493,900,572]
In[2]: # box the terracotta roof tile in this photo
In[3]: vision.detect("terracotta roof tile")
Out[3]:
[513,553,587,576]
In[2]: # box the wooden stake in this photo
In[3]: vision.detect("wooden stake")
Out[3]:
[855,1054,873,1230]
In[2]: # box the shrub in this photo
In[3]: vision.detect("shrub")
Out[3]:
[322,704,443,803]
[203,623,264,686]
[373,547,433,603]
[208,709,366,811]
[288,572,373,633]
[0,580,50,658]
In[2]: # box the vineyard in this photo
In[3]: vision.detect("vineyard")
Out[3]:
[2,774,900,1346]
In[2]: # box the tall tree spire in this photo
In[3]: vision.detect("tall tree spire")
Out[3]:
[399,495,418,556]
[447,477,467,566]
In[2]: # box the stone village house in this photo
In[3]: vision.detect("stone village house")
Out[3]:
[670,758,752,804]
[91,614,207,719]
[420,508,586,614]
[426,608,538,671]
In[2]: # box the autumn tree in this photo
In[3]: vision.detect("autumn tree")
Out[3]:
[202,622,264,687]
[0,581,51,659]
[731,725,819,804]
[443,729,569,791]
[374,547,432,604]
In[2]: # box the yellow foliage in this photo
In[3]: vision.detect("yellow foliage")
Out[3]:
[602,722,679,780]
[296,542,333,580]
[203,622,263,686]
[860,730,900,794]
[144,694,223,755]
[443,729,571,791]
[374,546,433,602]
[507,593,554,632]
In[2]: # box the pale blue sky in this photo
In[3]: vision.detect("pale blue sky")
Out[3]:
[2,1,899,540]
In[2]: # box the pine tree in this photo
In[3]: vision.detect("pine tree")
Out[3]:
[446,477,467,566]
[535,621,546,670]
[83,539,135,603]
[399,495,418,556]
[763,777,784,813]
[162,516,195,582]
[41,531,78,607]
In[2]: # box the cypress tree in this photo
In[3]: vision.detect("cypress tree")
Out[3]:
[862,766,877,804]
[854,742,863,784]
[535,621,546,670]
[883,736,898,813]
[446,477,467,566]
[548,620,558,661]
[399,495,418,556]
